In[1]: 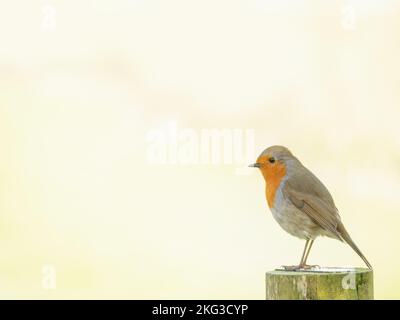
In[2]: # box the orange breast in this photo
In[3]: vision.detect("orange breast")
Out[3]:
[260,162,286,208]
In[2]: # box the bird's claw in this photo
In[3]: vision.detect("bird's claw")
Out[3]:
[281,264,320,271]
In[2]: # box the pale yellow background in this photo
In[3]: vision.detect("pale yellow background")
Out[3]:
[0,0,399,299]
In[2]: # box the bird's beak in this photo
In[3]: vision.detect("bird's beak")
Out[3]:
[248,163,260,168]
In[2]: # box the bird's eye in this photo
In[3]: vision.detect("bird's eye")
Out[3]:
[269,157,275,163]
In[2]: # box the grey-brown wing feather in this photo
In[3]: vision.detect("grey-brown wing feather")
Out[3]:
[283,163,343,240]
[282,160,372,269]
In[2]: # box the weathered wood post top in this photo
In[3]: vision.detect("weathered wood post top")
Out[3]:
[266,267,373,300]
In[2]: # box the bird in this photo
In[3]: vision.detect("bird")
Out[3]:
[249,145,372,270]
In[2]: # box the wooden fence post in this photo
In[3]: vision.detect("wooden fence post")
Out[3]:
[265,267,373,300]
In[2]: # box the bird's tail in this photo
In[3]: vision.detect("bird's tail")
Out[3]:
[337,222,372,270]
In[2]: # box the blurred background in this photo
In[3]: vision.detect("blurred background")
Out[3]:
[0,0,399,299]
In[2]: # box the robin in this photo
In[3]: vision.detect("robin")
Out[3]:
[249,145,372,270]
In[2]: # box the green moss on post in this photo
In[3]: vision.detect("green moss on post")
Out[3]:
[266,268,373,300]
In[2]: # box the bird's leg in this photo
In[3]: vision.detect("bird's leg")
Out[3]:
[282,239,311,271]
[300,239,315,268]
[299,239,311,266]
[299,239,320,270]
